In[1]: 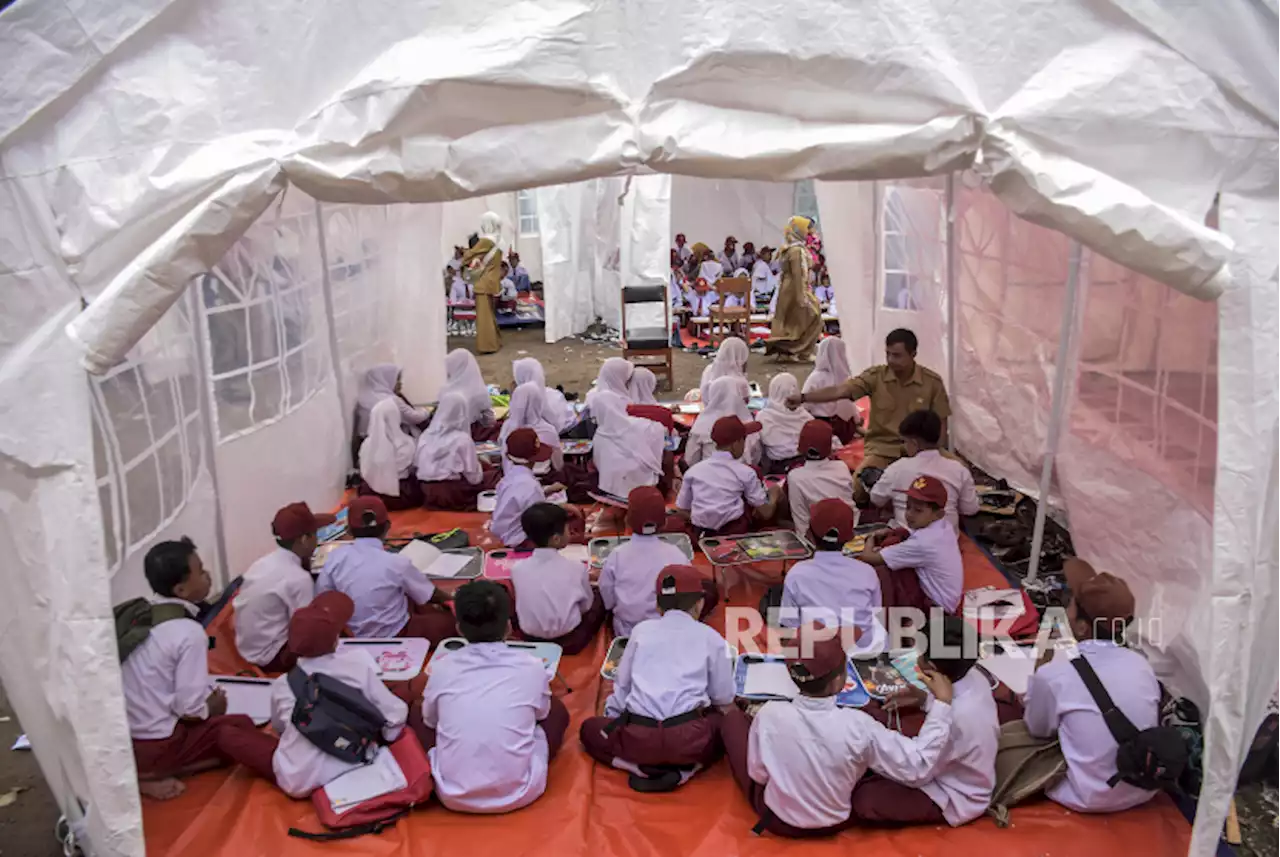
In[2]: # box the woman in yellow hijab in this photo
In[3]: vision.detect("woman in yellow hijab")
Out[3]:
[765,216,823,361]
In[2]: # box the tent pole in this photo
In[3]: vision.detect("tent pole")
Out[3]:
[1026,241,1084,584]
[945,174,957,451]
[313,200,350,442]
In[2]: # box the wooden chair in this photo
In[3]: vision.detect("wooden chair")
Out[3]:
[621,285,674,392]
[709,277,751,348]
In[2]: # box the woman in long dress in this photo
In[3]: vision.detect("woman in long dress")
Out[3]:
[765,215,823,362]
[460,211,504,354]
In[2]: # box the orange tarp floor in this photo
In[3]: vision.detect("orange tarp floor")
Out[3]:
[145,504,1193,856]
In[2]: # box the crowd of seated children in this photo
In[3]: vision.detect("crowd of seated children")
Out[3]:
[686,376,760,468]
[513,356,575,433]
[858,475,964,615]
[871,409,979,533]
[233,502,334,673]
[580,563,735,793]
[268,591,409,798]
[413,580,570,813]
[358,397,423,510]
[491,428,584,547]
[698,336,749,403]
[315,496,457,645]
[676,415,781,537]
[678,234,836,315]
[509,503,607,655]
[352,364,431,465]
[125,538,280,801]
[786,419,856,538]
[802,337,863,444]
[756,373,821,474]
[416,393,501,511]
[440,349,499,441]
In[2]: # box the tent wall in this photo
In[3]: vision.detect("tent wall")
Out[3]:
[536,179,626,342]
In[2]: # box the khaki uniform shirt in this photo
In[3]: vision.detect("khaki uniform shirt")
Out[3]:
[847,364,950,460]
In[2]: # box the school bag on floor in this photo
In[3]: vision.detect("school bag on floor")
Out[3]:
[113,598,190,663]
[986,720,1067,828]
[287,668,388,764]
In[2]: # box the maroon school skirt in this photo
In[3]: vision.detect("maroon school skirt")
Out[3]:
[420,467,501,511]
[817,415,858,446]
[357,477,424,511]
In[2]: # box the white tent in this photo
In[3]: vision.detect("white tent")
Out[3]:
[0,1,1274,854]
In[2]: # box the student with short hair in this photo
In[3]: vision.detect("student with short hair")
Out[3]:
[580,565,735,792]
[269,592,409,798]
[416,580,570,813]
[491,428,575,547]
[871,409,978,534]
[125,538,280,801]
[416,393,501,511]
[858,475,964,615]
[786,420,856,538]
[720,632,955,837]
[676,415,781,536]
[233,502,336,672]
[851,615,999,826]
[509,503,606,655]
[315,496,457,643]
[1023,560,1161,813]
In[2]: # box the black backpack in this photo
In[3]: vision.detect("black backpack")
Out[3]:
[287,668,387,764]
[1071,656,1188,792]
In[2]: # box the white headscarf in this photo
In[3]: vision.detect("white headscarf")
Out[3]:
[699,337,750,402]
[440,349,492,423]
[360,397,416,495]
[756,373,814,461]
[691,375,752,439]
[499,382,562,472]
[355,363,400,435]
[514,356,574,431]
[414,393,483,483]
[591,391,664,497]
[590,357,634,404]
[804,337,859,421]
[479,211,503,243]
[628,367,659,405]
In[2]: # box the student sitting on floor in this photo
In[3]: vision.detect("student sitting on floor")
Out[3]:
[676,415,780,537]
[580,564,734,793]
[756,373,817,473]
[686,376,760,468]
[415,580,570,813]
[233,502,335,673]
[858,475,963,616]
[499,261,519,301]
[315,496,457,644]
[1023,560,1162,814]
[509,503,607,655]
[448,270,472,304]
[358,397,424,510]
[870,409,978,534]
[440,349,499,441]
[592,391,669,498]
[851,615,999,826]
[801,337,863,445]
[600,487,719,636]
[687,277,718,318]
[416,393,500,511]
[720,631,955,838]
[269,592,409,798]
[500,382,565,475]
[787,420,856,539]
[125,538,280,800]
[513,356,575,433]
[698,335,749,404]
[492,427,572,547]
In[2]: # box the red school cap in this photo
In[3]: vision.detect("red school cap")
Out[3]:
[655,564,706,598]
[272,502,337,541]
[808,499,855,548]
[506,427,553,463]
[711,415,762,447]
[288,592,355,658]
[798,420,834,459]
[627,486,667,535]
[904,475,948,508]
[348,495,389,530]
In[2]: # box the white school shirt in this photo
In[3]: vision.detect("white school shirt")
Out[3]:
[499,277,518,299]
[491,464,547,546]
[122,598,212,740]
[598,535,688,637]
[422,642,553,813]
[786,459,856,538]
[870,449,980,534]
[751,259,777,298]
[233,548,315,666]
[1023,640,1161,813]
[269,648,408,798]
[315,538,436,637]
[748,695,955,830]
[779,552,883,649]
[603,610,735,719]
[879,518,964,613]
[510,548,594,639]
[676,450,770,531]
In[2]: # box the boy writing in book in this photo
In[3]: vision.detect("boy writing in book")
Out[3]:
[268,592,409,798]
[580,564,735,792]
[125,538,280,800]
[509,503,606,655]
[492,427,571,547]
[415,580,570,813]
[858,475,963,615]
[786,419,855,539]
[315,496,457,643]
[720,630,955,837]
[675,415,781,536]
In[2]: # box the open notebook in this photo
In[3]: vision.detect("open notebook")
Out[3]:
[398,540,474,579]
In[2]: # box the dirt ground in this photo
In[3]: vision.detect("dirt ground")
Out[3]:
[0,684,61,857]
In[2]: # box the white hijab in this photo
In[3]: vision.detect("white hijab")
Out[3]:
[414,393,483,483]
[756,373,813,461]
[691,375,752,439]
[699,337,749,403]
[628,367,659,405]
[440,349,492,423]
[355,363,400,435]
[360,397,416,495]
[803,337,859,421]
[591,391,664,497]
[499,382,562,472]
[590,357,635,404]
[514,356,574,431]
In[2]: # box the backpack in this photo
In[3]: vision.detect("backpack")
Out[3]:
[1071,656,1189,792]
[986,720,1067,828]
[114,598,190,663]
[287,668,388,764]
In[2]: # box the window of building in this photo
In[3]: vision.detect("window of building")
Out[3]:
[517,189,539,236]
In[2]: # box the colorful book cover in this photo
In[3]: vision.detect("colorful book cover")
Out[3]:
[853,658,913,699]
[482,549,533,580]
[600,637,628,681]
[700,537,748,565]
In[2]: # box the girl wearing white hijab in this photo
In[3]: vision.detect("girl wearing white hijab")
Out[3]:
[589,357,635,404]
[802,337,863,443]
[499,382,564,474]
[416,393,499,510]
[358,398,422,509]
[756,373,817,473]
[355,364,431,438]
[686,376,761,468]
[513,357,575,432]
[440,349,498,439]
[698,336,750,403]
[627,367,660,405]
[591,391,667,499]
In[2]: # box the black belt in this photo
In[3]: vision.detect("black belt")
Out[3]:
[602,708,707,735]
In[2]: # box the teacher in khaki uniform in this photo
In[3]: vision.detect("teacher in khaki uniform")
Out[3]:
[788,328,950,502]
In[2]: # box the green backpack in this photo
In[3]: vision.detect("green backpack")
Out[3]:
[113,598,190,663]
